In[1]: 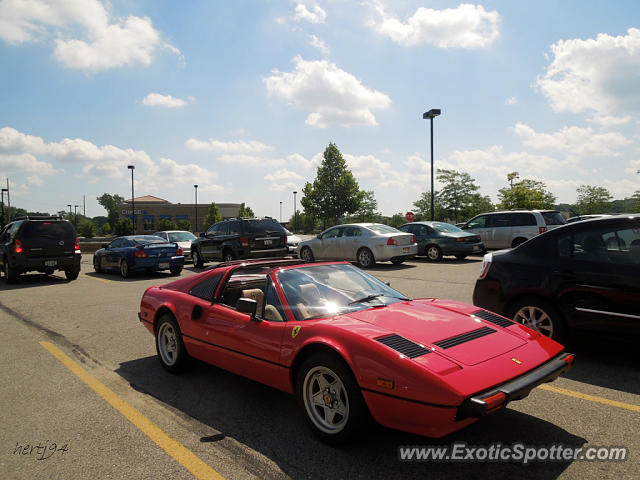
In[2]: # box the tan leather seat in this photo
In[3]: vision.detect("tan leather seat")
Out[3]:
[241,289,264,316]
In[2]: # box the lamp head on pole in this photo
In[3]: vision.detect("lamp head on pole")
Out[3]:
[422,109,441,120]
[127,165,135,170]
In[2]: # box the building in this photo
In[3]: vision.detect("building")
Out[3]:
[118,195,241,234]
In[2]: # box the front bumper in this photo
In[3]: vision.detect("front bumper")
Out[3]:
[457,352,575,419]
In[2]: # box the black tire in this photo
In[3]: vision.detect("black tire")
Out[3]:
[93,256,104,273]
[120,259,130,278]
[192,248,204,268]
[425,245,442,262]
[4,259,17,284]
[296,353,368,444]
[506,297,568,343]
[512,237,527,248]
[300,246,315,263]
[391,258,404,265]
[455,255,467,260]
[222,249,235,262]
[356,248,375,268]
[170,267,182,276]
[155,314,190,373]
[65,268,80,281]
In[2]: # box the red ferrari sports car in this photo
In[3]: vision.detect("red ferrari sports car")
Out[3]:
[139,258,574,443]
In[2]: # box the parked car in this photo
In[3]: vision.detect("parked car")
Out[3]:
[473,215,640,342]
[285,228,302,256]
[398,221,484,261]
[93,235,184,278]
[566,214,612,223]
[297,223,417,268]
[139,258,574,444]
[0,215,81,283]
[460,210,566,249]
[152,230,197,260]
[191,217,288,267]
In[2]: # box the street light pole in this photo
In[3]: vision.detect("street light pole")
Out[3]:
[422,108,441,221]
[194,184,198,233]
[127,165,135,234]
[67,204,72,221]
[293,191,297,232]
[74,205,78,227]
[280,201,283,223]
[0,188,7,226]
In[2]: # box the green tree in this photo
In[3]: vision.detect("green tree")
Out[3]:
[498,177,556,210]
[97,193,125,227]
[463,193,494,221]
[575,185,613,214]
[356,190,378,222]
[157,218,178,231]
[388,213,406,228]
[238,203,255,217]
[101,222,112,235]
[301,143,362,225]
[289,210,317,233]
[114,218,133,236]
[177,219,192,231]
[202,203,223,231]
[632,191,640,212]
[435,169,489,223]
[413,191,444,221]
[78,219,97,238]
[507,171,520,188]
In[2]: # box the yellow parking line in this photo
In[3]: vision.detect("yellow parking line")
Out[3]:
[40,341,224,480]
[539,384,640,413]
[81,274,112,284]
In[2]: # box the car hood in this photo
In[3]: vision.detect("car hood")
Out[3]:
[344,300,526,366]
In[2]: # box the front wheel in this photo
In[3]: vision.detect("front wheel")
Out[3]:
[192,248,204,268]
[356,248,375,268]
[155,314,190,373]
[300,247,314,263]
[93,256,103,273]
[120,259,130,278]
[222,249,235,262]
[296,353,368,444]
[425,245,442,262]
[507,298,568,343]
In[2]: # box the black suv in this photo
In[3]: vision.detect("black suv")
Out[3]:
[191,217,288,267]
[0,216,82,283]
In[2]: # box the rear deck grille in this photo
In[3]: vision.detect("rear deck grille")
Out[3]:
[434,326,496,349]
[377,334,431,359]
[471,309,514,328]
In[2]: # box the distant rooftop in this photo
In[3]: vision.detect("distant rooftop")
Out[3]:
[124,195,170,203]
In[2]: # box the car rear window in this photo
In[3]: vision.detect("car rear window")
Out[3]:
[168,232,196,242]
[244,219,286,234]
[542,211,566,226]
[367,224,399,234]
[22,221,75,238]
[131,236,166,245]
[433,222,462,233]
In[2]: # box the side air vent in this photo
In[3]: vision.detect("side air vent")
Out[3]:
[434,326,496,349]
[472,309,514,328]
[377,334,431,359]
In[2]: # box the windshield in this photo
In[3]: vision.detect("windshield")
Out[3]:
[367,224,399,235]
[277,263,408,320]
[433,222,463,233]
[131,236,167,245]
[168,231,196,242]
[542,211,566,226]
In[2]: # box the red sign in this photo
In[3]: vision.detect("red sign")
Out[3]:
[405,211,415,222]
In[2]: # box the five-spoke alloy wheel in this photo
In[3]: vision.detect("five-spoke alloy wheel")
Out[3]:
[155,314,189,373]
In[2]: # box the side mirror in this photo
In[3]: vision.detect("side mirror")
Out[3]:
[236,297,259,319]
[316,234,322,239]
[200,232,206,237]
[385,281,391,287]
[102,243,109,249]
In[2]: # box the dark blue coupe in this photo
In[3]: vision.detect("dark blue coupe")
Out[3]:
[93,235,184,278]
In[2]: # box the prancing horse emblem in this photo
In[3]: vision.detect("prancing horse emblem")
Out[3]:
[291,326,301,339]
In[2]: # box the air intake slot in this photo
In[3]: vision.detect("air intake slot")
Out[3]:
[472,309,514,328]
[434,326,496,349]
[377,334,431,359]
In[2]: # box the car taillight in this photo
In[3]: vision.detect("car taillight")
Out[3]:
[176,247,183,256]
[134,248,148,258]
[387,237,398,246]
[14,239,23,254]
[240,236,249,247]
[411,235,416,244]
[539,226,547,234]
[74,237,80,251]
[478,252,492,279]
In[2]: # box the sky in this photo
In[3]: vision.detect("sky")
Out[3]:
[1,0,640,220]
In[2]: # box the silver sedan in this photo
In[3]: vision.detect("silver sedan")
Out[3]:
[296,223,417,268]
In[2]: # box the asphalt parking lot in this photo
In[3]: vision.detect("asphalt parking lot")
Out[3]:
[1,254,638,480]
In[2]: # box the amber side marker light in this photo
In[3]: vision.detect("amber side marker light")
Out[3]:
[376,378,394,389]
[482,392,507,413]
[562,354,576,368]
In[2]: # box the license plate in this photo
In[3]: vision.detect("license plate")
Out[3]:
[158,262,170,269]
[402,247,409,253]
[44,260,57,267]
[264,239,272,245]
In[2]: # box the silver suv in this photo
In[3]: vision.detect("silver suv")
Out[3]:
[460,210,566,249]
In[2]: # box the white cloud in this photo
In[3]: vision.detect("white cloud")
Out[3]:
[218,154,285,168]
[343,153,393,181]
[513,122,631,157]
[537,28,640,114]
[292,4,326,24]
[587,115,632,128]
[185,138,274,154]
[142,93,189,108]
[0,153,60,175]
[264,168,303,182]
[368,2,500,49]
[264,55,391,127]
[505,96,518,106]
[308,34,329,57]
[286,152,322,171]
[0,0,181,71]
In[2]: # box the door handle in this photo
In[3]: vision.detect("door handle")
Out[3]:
[192,305,203,321]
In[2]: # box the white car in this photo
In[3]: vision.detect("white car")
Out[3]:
[152,230,197,261]
[285,229,302,256]
[296,223,417,268]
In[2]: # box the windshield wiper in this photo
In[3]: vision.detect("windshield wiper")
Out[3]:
[349,293,386,305]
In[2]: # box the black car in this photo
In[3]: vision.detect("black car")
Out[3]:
[0,215,81,283]
[473,215,640,342]
[398,221,484,261]
[191,217,288,267]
